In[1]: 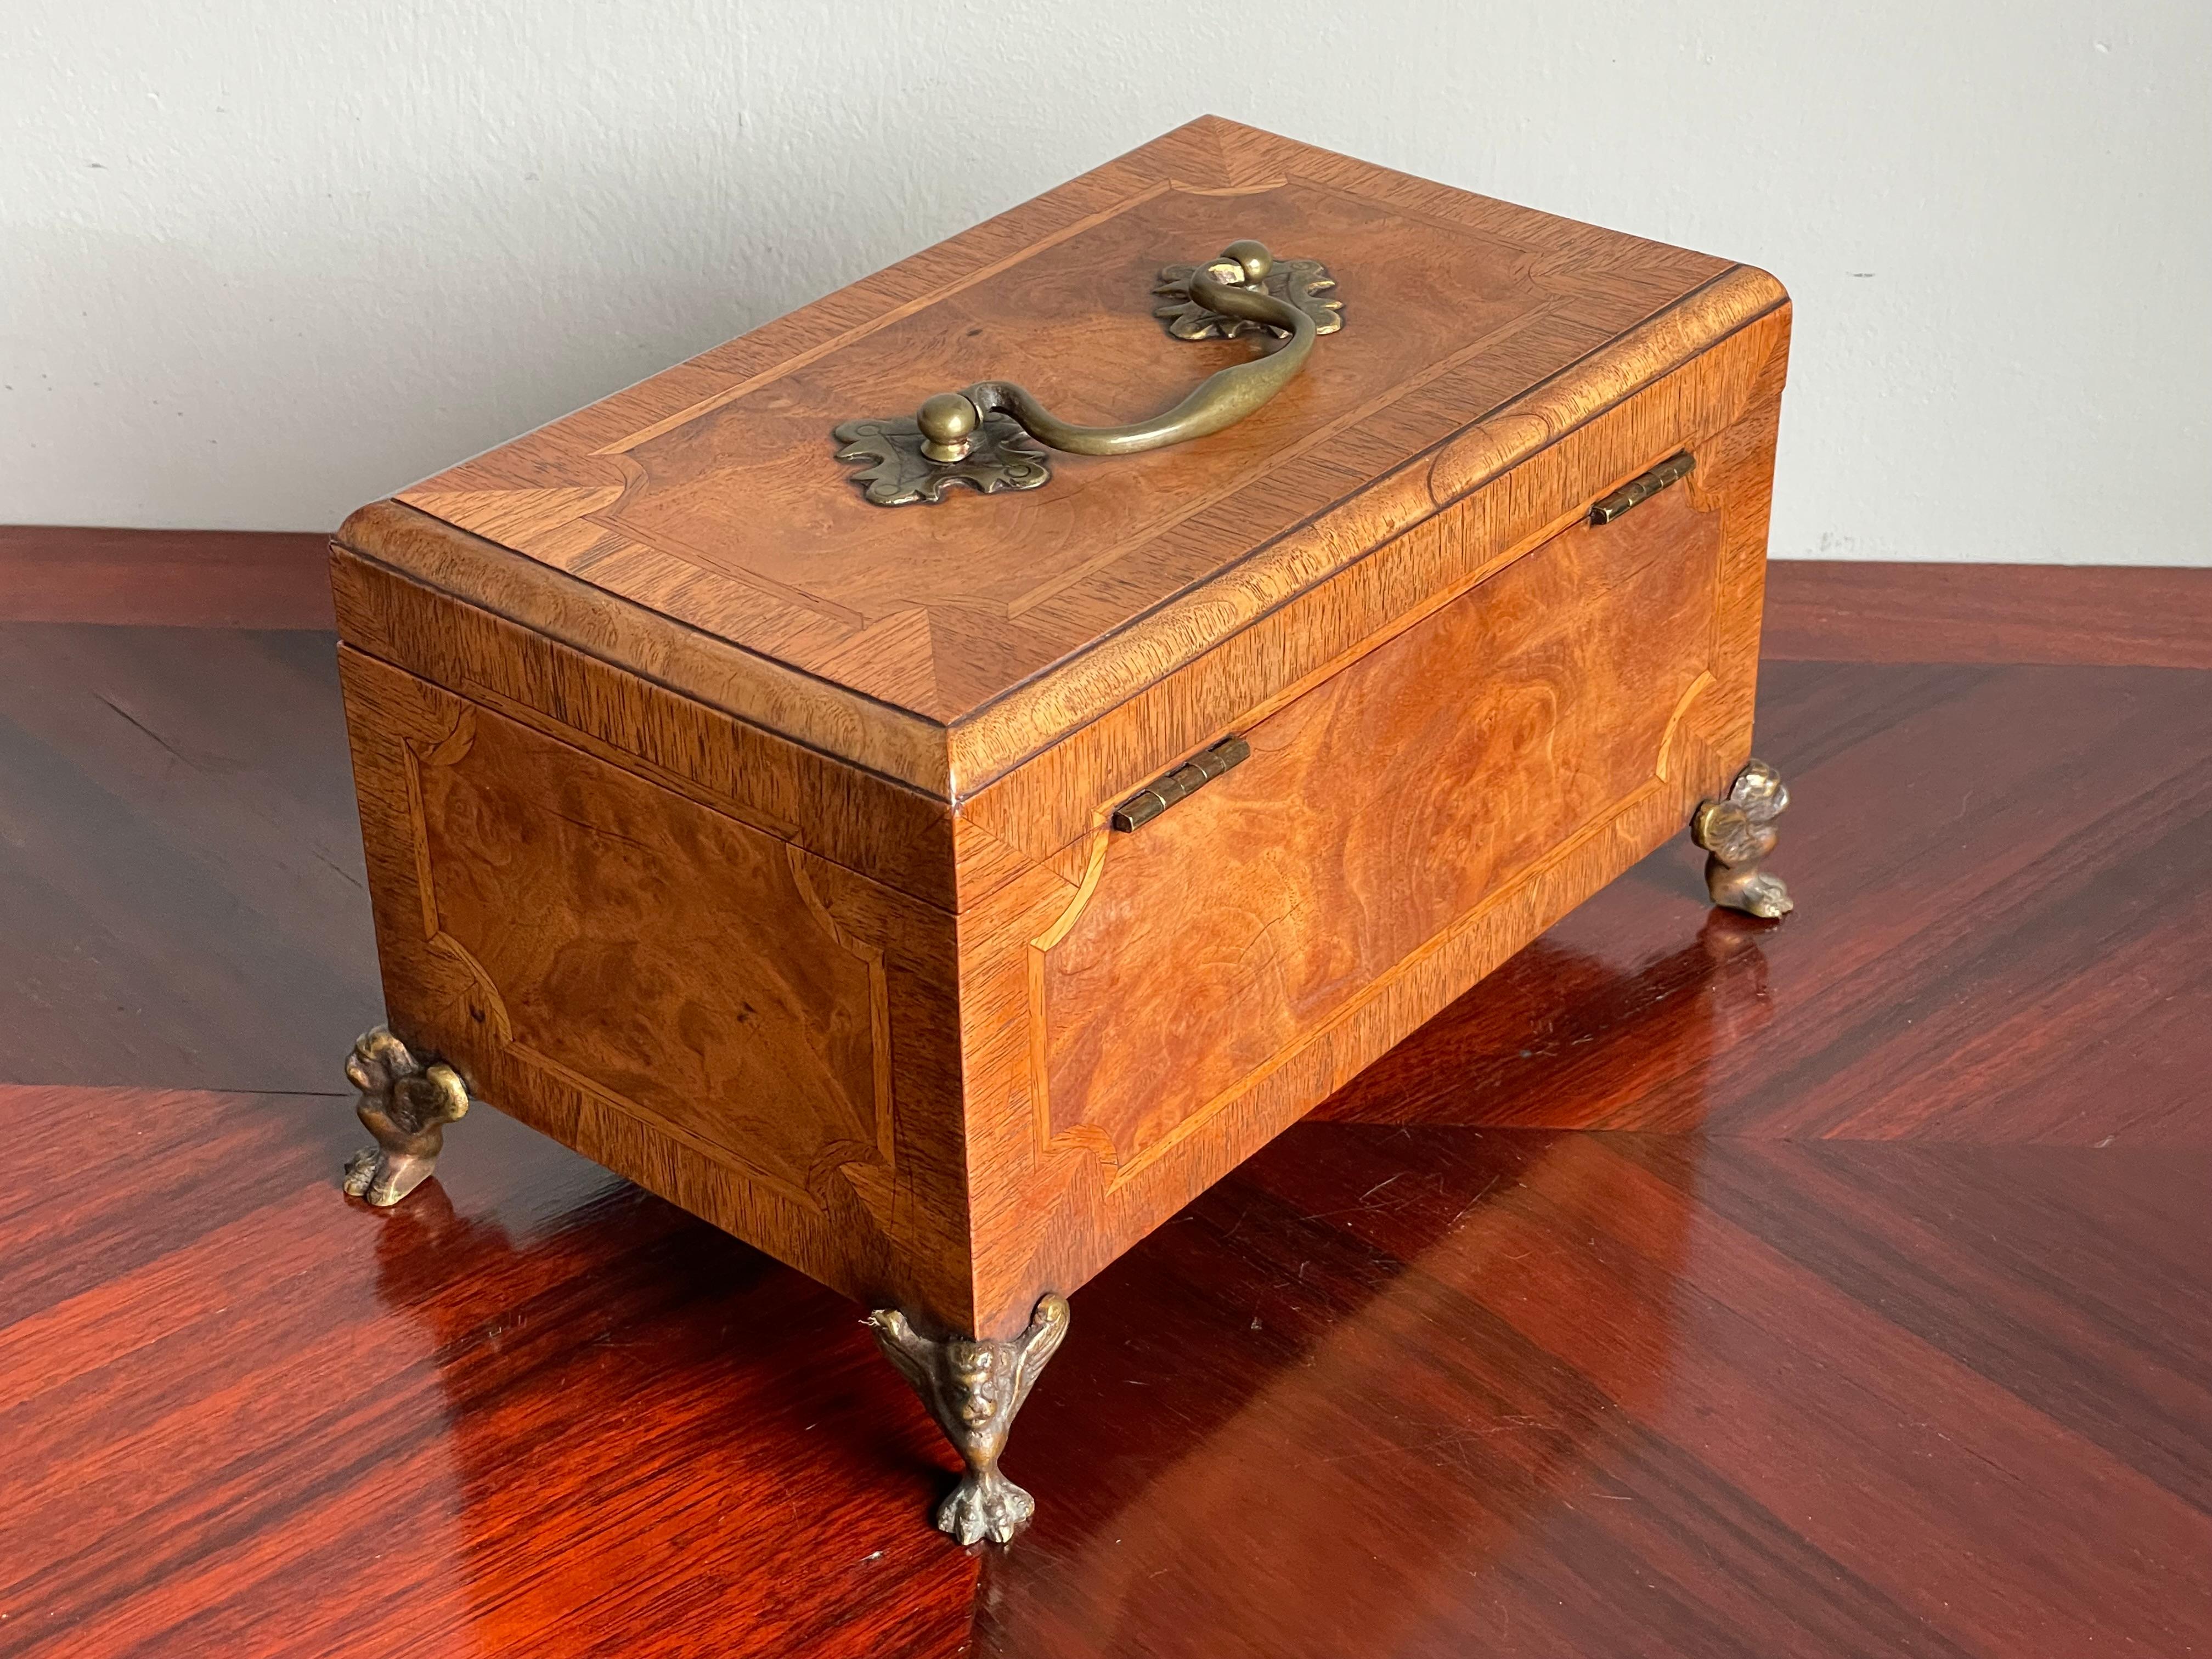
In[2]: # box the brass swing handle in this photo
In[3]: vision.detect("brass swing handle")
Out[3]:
[913,240,1317,462]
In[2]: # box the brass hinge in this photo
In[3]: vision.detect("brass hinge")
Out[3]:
[1110,736,1251,832]
[1589,451,1695,524]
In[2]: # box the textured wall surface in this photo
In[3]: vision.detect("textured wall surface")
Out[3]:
[4,1,2207,562]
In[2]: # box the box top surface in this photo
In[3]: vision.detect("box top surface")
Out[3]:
[352,117,1781,797]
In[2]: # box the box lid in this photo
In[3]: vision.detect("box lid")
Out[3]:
[340,116,1782,800]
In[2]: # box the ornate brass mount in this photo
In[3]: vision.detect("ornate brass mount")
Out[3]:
[1152,253,1342,341]
[868,1293,1070,1544]
[1692,759,1794,918]
[833,240,1340,507]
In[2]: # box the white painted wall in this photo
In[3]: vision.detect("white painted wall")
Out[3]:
[4,1,2207,562]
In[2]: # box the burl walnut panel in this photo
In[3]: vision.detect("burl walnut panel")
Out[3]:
[338,647,975,1329]
[950,358,1782,1336]
[1038,487,1724,1177]
[410,702,891,1211]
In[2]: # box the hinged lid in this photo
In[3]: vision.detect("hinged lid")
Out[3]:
[340,116,1783,801]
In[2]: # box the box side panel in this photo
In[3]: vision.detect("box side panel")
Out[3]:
[337,648,975,1329]
[955,317,1787,1336]
[332,546,976,910]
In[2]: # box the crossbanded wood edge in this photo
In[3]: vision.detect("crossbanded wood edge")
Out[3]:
[338,267,1786,807]
[952,301,1792,900]
[945,264,1787,792]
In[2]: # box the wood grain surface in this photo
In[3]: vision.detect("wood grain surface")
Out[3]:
[343,116,1786,789]
[0,620,377,1091]
[329,543,966,906]
[19,523,2207,675]
[0,558,2207,1655]
[944,352,1783,1338]
[0,525,334,628]
[951,301,1787,845]
[338,647,975,1332]
[1039,486,1725,1173]
[1762,557,2212,667]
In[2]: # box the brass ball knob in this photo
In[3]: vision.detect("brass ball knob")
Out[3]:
[918,393,978,445]
[1221,239,1273,283]
[917,392,980,462]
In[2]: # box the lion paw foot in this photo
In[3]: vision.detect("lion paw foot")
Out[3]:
[341,1146,435,1207]
[935,1469,1036,1546]
[1719,867,1793,918]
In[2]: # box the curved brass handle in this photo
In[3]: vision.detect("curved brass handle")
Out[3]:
[920,241,1314,461]
[833,240,1336,506]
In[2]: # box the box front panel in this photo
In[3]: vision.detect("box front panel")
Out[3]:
[954,312,1787,1335]
[1037,483,1724,1180]
[337,647,974,1327]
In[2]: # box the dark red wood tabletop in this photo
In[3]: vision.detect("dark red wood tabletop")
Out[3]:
[3,535,2208,1658]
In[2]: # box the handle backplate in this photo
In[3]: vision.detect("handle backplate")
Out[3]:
[833,241,1343,508]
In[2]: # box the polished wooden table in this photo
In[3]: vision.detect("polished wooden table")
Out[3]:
[3,528,2210,1657]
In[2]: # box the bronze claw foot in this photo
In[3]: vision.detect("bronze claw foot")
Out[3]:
[1692,758,1794,918]
[868,1293,1070,1544]
[341,1026,470,1207]
[934,1463,1037,1548]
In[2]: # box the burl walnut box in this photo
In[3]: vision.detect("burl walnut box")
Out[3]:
[329,116,1794,1542]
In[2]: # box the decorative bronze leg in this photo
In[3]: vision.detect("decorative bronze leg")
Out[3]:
[868,1293,1070,1545]
[341,1026,470,1207]
[1691,758,1795,918]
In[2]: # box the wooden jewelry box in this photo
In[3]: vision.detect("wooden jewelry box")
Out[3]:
[330,115,1795,1543]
